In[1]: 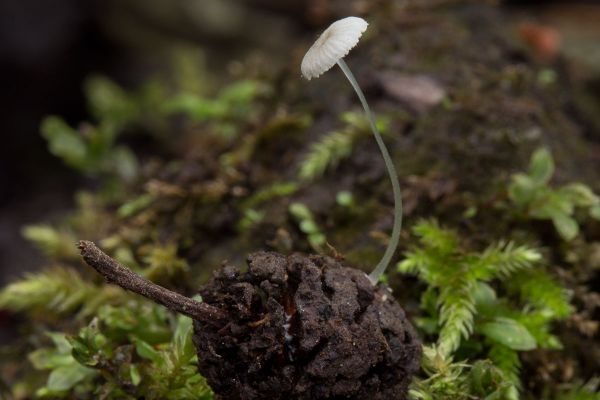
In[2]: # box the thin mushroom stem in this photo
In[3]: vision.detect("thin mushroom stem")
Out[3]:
[78,240,227,327]
[336,59,402,284]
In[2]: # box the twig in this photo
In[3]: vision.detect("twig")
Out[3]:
[78,240,227,327]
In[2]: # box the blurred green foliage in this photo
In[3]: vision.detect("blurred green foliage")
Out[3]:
[399,220,572,399]
[40,65,270,199]
[238,182,298,231]
[507,148,600,240]
[33,307,211,399]
[289,202,326,251]
[41,75,145,182]
[298,111,390,181]
[21,225,79,260]
[29,332,98,397]
[163,80,269,139]
[0,267,122,318]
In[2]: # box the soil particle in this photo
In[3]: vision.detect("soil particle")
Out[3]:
[193,251,421,400]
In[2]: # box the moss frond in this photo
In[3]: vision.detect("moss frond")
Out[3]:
[299,131,354,181]
[511,269,572,319]
[412,220,460,256]
[488,344,521,389]
[0,267,121,318]
[473,241,541,280]
[437,276,476,357]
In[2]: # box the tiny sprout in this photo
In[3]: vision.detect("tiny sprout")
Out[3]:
[302,17,402,284]
[336,190,354,207]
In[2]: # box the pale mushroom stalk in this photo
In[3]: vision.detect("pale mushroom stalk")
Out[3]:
[336,59,402,284]
[301,17,403,284]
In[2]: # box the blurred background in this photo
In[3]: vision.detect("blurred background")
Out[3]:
[1,0,600,284]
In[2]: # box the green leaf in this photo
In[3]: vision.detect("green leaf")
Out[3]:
[289,203,312,221]
[46,364,95,392]
[480,317,537,351]
[559,183,599,207]
[41,116,87,167]
[84,75,139,130]
[473,282,497,307]
[299,220,319,234]
[340,111,366,129]
[589,204,600,221]
[47,333,73,354]
[110,147,139,181]
[340,111,390,134]
[308,233,326,248]
[508,174,536,207]
[135,339,163,366]
[118,194,155,218]
[530,192,574,219]
[336,191,354,207]
[241,182,298,210]
[238,208,266,231]
[527,147,554,185]
[162,94,227,121]
[219,80,264,103]
[173,315,195,363]
[130,365,141,386]
[29,349,73,370]
[552,213,579,241]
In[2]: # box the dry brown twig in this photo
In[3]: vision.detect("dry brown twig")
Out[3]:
[78,240,227,326]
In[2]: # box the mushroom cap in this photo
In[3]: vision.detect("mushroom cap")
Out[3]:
[301,16,368,80]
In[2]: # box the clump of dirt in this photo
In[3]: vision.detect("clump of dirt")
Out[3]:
[193,251,421,400]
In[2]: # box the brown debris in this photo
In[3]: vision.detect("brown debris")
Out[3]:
[378,71,446,113]
[194,251,421,400]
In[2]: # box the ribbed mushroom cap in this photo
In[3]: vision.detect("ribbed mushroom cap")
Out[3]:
[301,16,368,80]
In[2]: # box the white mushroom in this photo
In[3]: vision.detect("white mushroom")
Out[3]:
[301,17,403,285]
[301,17,368,80]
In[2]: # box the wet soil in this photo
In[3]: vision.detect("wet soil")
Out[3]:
[193,251,421,400]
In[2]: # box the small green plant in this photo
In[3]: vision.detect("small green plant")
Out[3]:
[28,332,98,398]
[142,244,190,283]
[41,73,271,193]
[21,225,79,260]
[335,190,355,207]
[410,346,516,400]
[163,79,269,139]
[117,194,156,218]
[41,76,145,183]
[0,267,122,318]
[298,112,390,181]
[398,220,572,398]
[507,148,600,240]
[288,202,326,251]
[31,304,212,399]
[237,182,298,231]
[299,130,353,181]
[41,115,138,182]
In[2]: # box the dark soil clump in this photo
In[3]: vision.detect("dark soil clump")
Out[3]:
[193,251,421,400]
